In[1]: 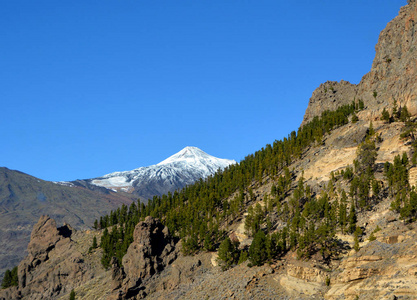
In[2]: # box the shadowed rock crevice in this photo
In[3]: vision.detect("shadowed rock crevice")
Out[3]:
[57,224,72,239]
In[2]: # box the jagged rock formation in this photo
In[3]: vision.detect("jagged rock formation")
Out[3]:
[117,216,178,299]
[301,80,358,126]
[357,1,417,119]
[302,1,417,126]
[0,216,99,300]
[0,216,178,300]
[17,216,77,298]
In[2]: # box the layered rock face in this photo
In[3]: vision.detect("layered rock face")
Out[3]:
[302,1,417,126]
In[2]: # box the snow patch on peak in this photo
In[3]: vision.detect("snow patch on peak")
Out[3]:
[157,146,228,166]
[53,181,75,187]
[89,147,236,196]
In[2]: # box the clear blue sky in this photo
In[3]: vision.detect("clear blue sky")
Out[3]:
[1,0,407,181]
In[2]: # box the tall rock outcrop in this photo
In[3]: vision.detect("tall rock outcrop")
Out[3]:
[117,216,178,299]
[357,0,417,120]
[0,216,97,300]
[302,1,417,126]
[301,80,358,126]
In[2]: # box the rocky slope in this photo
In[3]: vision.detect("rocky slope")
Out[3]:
[0,167,136,282]
[2,1,417,300]
[82,146,236,201]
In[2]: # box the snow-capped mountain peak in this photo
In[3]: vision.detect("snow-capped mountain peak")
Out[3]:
[157,146,233,168]
[87,147,236,200]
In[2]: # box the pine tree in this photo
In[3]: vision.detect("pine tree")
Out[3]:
[381,107,390,123]
[339,191,348,233]
[217,236,238,271]
[204,233,214,251]
[400,105,411,122]
[353,228,361,252]
[249,230,267,266]
[1,269,12,289]
[351,113,359,123]
[348,201,357,234]
[93,219,98,230]
[89,236,98,253]
[1,266,18,289]
[238,250,248,264]
[10,266,18,287]
[69,289,75,300]
[368,121,375,137]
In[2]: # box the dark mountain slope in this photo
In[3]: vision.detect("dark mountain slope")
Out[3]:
[0,167,136,281]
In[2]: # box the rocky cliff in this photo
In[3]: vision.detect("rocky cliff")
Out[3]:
[301,80,358,126]
[302,0,417,126]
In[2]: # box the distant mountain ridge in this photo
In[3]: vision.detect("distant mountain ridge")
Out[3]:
[0,166,136,282]
[83,146,236,201]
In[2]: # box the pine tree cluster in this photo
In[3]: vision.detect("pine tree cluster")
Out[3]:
[1,266,18,289]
